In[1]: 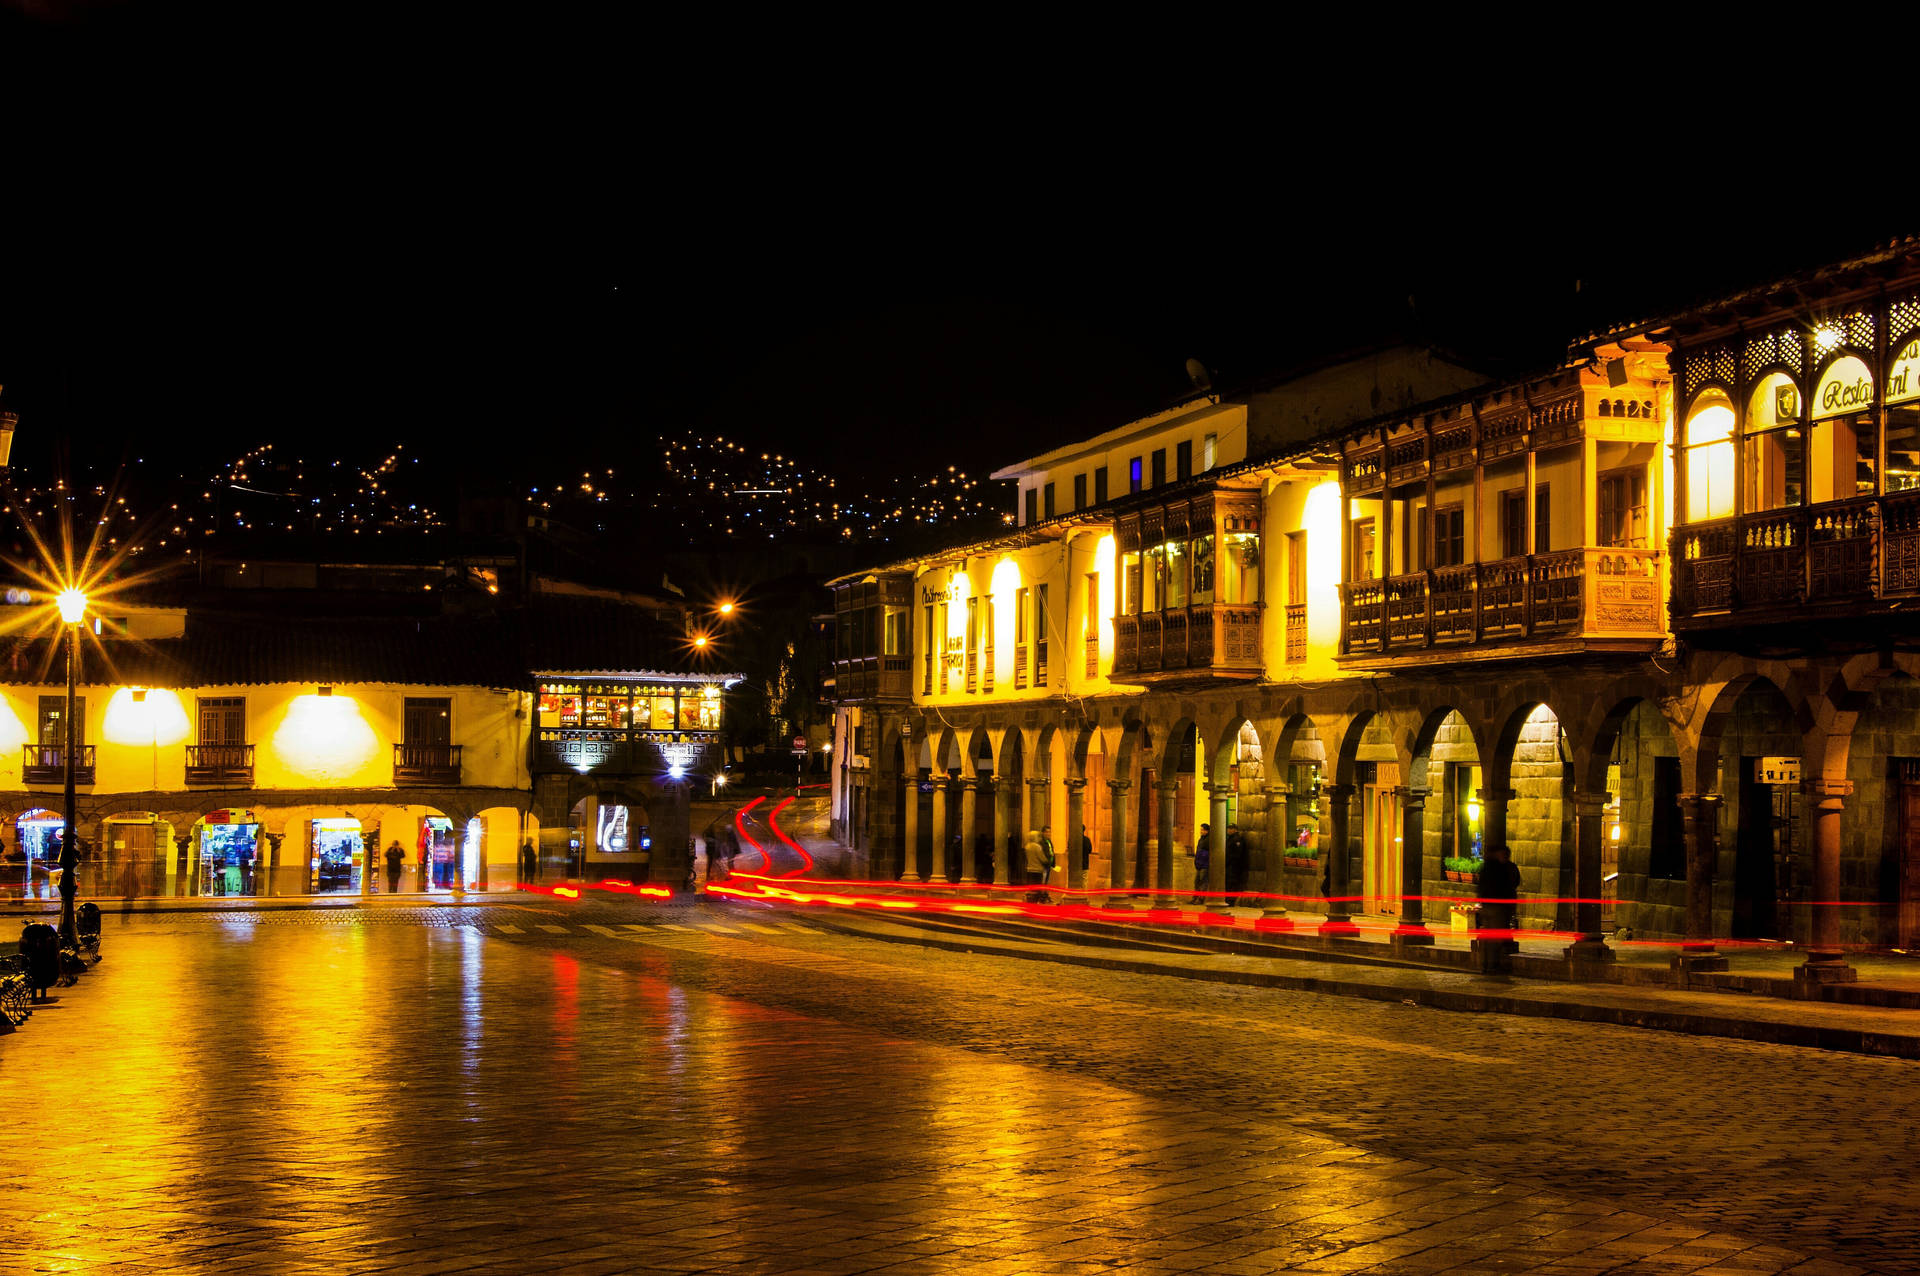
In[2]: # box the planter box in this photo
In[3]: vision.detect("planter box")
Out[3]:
[1284,857,1318,870]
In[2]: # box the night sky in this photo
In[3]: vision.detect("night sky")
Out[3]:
[2,8,1905,489]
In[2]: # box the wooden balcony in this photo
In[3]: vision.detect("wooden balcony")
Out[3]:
[185,744,254,787]
[394,742,463,786]
[23,744,94,785]
[833,655,911,703]
[1674,490,1920,631]
[1112,603,1261,685]
[1340,547,1664,665]
[1284,603,1307,663]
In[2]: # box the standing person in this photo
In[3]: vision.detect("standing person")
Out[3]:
[1022,830,1046,900]
[1224,823,1249,907]
[384,840,405,894]
[1477,842,1523,971]
[1079,827,1092,874]
[1189,823,1212,903]
[1039,827,1056,887]
[519,840,537,885]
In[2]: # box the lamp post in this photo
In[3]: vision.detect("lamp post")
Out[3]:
[57,585,86,945]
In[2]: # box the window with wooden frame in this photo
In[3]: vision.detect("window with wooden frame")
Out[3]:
[1422,504,1465,567]
[1014,586,1030,688]
[1598,467,1648,548]
[1033,584,1050,686]
[198,697,246,745]
[1073,473,1087,510]
[1352,518,1377,581]
[1084,571,1100,676]
[1499,489,1526,559]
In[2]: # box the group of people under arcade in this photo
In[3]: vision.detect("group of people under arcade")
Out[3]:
[1189,823,1251,905]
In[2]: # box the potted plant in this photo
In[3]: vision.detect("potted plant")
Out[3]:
[1284,846,1319,870]
[1443,855,1483,883]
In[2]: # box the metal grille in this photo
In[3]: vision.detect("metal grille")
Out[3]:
[1890,295,1920,347]
[1743,328,1805,381]
[1683,344,1737,399]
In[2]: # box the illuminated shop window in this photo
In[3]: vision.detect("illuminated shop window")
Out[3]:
[1744,372,1803,512]
[1809,354,1876,501]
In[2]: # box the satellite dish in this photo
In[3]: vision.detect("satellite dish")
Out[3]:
[1185,358,1212,392]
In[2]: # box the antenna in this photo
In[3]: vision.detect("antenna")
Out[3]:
[1184,358,1212,392]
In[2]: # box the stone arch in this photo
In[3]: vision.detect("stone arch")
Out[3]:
[1487,698,1576,931]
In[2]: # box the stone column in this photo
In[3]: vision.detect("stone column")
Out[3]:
[929,778,950,884]
[1318,783,1359,936]
[1673,793,1728,972]
[1394,788,1434,947]
[1028,777,1052,845]
[1564,789,1614,963]
[957,778,980,885]
[1152,779,1181,906]
[990,775,1012,888]
[1798,777,1856,984]
[1104,778,1133,908]
[1258,783,1294,923]
[1205,782,1230,901]
[900,775,921,883]
[1476,784,1518,930]
[1063,778,1088,894]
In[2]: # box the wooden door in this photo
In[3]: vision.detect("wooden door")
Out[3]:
[109,822,158,897]
[1362,764,1402,915]
[404,698,452,746]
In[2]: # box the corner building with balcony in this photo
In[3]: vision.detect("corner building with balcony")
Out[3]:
[0,594,734,900]
[829,242,1920,981]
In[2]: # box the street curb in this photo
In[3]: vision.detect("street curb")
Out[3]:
[806,914,1920,1061]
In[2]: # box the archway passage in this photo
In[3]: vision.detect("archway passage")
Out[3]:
[186,808,265,898]
[97,812,175,899]
[570,794,653,884]
[1711,680,1802,942]
[1593,699,1686,938]
[9,809,65,901]
[1491,703,1572,933]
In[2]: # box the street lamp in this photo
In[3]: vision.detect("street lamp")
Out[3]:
[56,585,86,946]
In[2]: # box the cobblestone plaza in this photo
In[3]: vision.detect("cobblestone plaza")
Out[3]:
[2,900,1915,1274]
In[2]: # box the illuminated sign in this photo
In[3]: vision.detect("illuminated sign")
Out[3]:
[597,803,629,853]
[1888,338,1920,406]
[1759,756,1801,786]
[1812,355,1874,420]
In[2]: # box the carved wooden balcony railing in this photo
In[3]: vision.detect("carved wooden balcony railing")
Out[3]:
[1340,548,1664,656]
[1284,603,1307,663]
[23,745,94,785]
[1111,603,1261,682]
[1674,490,1920,624]
[395,743,463,785]
[185,743,254,787]
[1014,642,1028,689]
[1084,634,1098,678]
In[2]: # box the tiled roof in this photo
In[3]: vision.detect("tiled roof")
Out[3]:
[0,596,735,689]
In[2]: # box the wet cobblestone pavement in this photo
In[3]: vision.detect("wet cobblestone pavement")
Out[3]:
[2,901,1914,1274]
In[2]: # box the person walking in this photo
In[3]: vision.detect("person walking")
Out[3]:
[1039,826,1056,886]
[1022,829,1047,900]
[1224,823,1249,906]
[1189,822,1212,903]
[1477,842,1523,973]
[384,840,406,895]
[519,840,538,885]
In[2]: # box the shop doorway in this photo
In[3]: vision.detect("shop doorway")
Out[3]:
[1899,760,1920,950]
[11,810,64,900]
[1362,762,1403,916]
[422,816,460,889]
[1734,759,1782,939]
[102,815,169,898]
[569,796,651,883]
[311,818,365,894]
[194,811,262,897]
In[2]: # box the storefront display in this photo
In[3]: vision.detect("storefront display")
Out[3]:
[1286,764,1321,850]
[422,816,459,888]
[9,811,64,900]
[197,815,260,897]
[311,818,364,894]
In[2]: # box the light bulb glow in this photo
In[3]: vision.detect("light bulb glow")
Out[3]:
[56,587,87,625]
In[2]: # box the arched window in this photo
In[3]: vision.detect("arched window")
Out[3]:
[1744,372,1803,512]
[1810,354,1876,501]
[1684,390,1736,521]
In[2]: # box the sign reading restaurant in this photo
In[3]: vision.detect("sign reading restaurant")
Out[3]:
[1888,338,1920,406]
[1813,354,1875,420]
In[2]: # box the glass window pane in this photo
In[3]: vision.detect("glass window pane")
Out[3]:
[1191,534,1215,604]
[1145,545,1165,612]
[1121,552,1141,615]
[1164,539,1187,609]
[1888,406,1920,493]
[1222,532,1261,603]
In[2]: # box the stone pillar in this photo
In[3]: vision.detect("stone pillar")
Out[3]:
[1104,778,1133,908]
[957,778,980,885]
[1394,788,1434,947]
[1063,778,1088,893]
[1673,793,1728,972]
[1205,782,1230,901]
[900,775,921,883]
[990,775,1012,888]
[929,778,950,884]
[1798,777,1857,984]
[1028,777,1052,849]
[1564,789,1614,963]
[1319,783,1359,936]
[1152,779,1180,906]
[1258,783,1294,923]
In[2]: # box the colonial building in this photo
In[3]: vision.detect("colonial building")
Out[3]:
[828,241,1920,983]
[0,591,736,900]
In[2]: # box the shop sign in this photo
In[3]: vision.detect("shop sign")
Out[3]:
[1812,355,1874,420]
[1759,756,1801,786]
[1888,338,1920,406]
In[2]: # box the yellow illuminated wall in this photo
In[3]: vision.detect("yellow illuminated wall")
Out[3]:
[0,682,533,796]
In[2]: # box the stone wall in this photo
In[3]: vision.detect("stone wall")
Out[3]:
[1505,707,1570,932]
[1715,683,1804,942]
[1842,676,1920,947]
[1609,700,1685,938]
[1418,713,1479,925]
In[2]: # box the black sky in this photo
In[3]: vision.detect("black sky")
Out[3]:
[1,8,1906,488]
